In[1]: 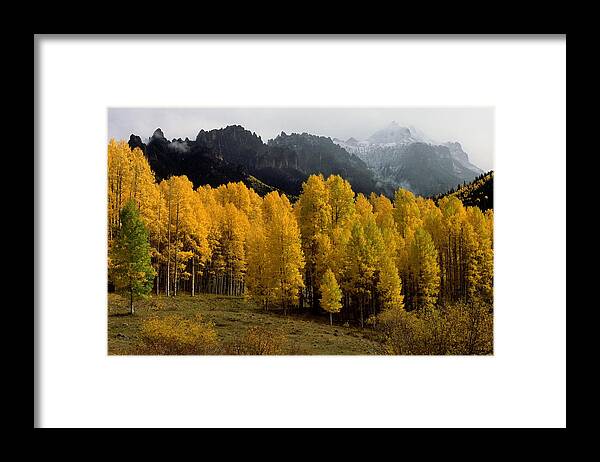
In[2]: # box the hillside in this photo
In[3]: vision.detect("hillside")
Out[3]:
[267,132,380,196]
[430,171,494,211]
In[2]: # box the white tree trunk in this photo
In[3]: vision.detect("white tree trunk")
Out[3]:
[192,256,195,297]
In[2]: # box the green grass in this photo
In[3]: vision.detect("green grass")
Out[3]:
[108,293,384,355]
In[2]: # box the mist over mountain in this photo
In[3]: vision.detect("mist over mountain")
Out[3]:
[333,121,484,196]
[128,121,485,199]
[267,132,379,195]
[128,128,280,196]
[129,125,380,197]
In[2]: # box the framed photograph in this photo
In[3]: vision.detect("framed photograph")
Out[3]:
[35,35,566,428]
[106,108,494,357]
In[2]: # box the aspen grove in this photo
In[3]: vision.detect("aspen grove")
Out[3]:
[108,140,493,325]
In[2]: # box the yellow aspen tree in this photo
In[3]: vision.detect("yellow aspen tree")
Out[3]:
[107,139,133,246]
[421,203,444,247]
[216,182,253,217]
[294,174,331,311]
[247,187,264,223]
[170,176,196,296]
[347,222,377,327]
[219,202,249,296]
[327,221,353,317]
[485,209,494,248]
[264,192,305,315]
[326,174,355,231]
[320,268,342,325]
[380,225,400,259]
[159,179,173,296]
[354,193,374,227]
[127,148,161,283]
[405,228,440,312]
[128,146,157,218]
[314,232,333,293]
[147,182,166,294]
[393,189,423,239]
[231,182,253,217]
[184,188,211,296]
[245,212,273,309]
[363,218,385,318]
[466,207,493,305]
[438,196,468,302]
[378,255,404,313]
[196,185,224,294]
[370,193,396,231]
[158,176,196,296]
[170,177,184,296]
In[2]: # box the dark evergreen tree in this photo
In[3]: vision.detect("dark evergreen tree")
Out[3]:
[109,199,156,314]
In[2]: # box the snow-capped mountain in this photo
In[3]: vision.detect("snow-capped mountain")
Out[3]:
[333,122,484,197]
[334,121,432,154]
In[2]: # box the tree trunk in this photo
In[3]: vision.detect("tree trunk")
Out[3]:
[156,268,159,296]
[166,186,172,296]
[174,202,180,296]
[191,256,195,296]
[360,295,364,328]
[330,312,332,326]
[156,187,162,296]
[130,286,134,315]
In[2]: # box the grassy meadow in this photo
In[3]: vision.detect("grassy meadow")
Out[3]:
[108,293,384,355]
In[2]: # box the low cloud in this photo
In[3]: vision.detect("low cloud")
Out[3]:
[169,140,190,153]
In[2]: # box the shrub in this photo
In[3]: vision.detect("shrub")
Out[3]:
[443,301,493,355]
[377,302,493,355]
[139,314,219,355]
[378,307,429,354]
[226,326,286,355]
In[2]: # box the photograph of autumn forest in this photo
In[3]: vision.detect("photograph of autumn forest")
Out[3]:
[108,108,494,355]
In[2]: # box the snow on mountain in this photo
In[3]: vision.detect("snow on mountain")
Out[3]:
[332,122,485,196]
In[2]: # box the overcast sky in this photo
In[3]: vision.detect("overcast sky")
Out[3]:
[108,107,494,171]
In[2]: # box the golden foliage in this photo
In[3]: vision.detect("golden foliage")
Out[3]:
[108,140,493,353]
[320,268,342,314]
[139,314,219,354]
